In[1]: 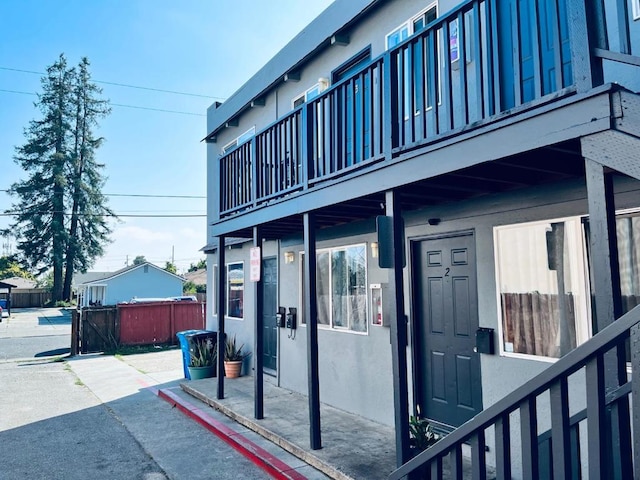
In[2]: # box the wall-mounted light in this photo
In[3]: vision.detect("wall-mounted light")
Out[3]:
[318,77,330,90]
[370,242,379,259]
[284,251,295,264]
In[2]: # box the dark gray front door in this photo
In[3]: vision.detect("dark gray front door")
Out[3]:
[263,257,278,373]
[413,232,482,428]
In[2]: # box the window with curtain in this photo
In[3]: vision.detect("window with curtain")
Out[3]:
[494,218,590,359]
[616,213,640,314]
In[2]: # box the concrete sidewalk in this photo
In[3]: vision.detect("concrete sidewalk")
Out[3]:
[180,375,398,480]
[68,349,331,480]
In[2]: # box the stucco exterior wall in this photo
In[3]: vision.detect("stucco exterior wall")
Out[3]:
[204,175,640,441]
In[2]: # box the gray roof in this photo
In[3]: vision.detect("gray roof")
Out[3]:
[205,0,382,141]
[0,276,37,289]
[201,237,251,253]
[183,268,206,286]
[73,271,112,288]
[0,281,17,290]
[75,262,185,287]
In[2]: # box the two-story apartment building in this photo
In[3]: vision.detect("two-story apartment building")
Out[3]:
[204,0,640,477]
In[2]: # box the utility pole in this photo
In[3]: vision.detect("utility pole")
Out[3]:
[1,237,12,256]
[172,245,175,264]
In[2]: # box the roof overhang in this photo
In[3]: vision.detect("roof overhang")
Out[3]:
[203,0,385,143]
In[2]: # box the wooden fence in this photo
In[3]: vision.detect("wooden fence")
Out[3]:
[11,289,52,308]
[72,301,206,354]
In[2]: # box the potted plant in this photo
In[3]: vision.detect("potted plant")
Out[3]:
[224,334,251,378]
[408,406,440,476]
[188,337,216,380]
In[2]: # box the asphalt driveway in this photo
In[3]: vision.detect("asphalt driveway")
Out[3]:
[0,307,72,361]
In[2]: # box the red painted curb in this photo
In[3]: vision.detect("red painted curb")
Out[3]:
[157,387,308,480]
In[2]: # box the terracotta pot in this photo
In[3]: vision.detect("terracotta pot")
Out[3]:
[224,360,242,378]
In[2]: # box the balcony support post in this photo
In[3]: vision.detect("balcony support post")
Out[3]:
[216,235,227,400]
[216,156,223,220]
[302,104,311,189]
[303,212,322,450]
[566,0,605,90]
[631,323,640,478]
[584,155,632,478]
[383,51,399,160]
[251,137,258,207]
[385,190,411,467]
[584,157,621,331]
[253,226,264,419]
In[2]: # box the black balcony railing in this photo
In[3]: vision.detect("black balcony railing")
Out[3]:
[255,109,303,201]
[389,304,640,480]
[220,141,252,214]
[308,57,385,183]
[216,0,636,218]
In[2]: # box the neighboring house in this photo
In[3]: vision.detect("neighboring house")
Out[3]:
[75,262,185,307]
[0,280,16,316]
[183,268,207,302]
[183,268,206,288]
[205,0,640,476]
[0,276,37,290]
[0,277,49,309]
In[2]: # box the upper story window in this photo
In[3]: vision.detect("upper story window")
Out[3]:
[292,79,330,109]
[386,3,438,49]
[222,126,256,154]
[634,0,640,20]
[331,47,371,83]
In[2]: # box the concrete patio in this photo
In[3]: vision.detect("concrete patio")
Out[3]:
[181,375,397,480]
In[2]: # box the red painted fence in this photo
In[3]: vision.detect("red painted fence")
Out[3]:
[118,301,205,345]
[74,301,207,353]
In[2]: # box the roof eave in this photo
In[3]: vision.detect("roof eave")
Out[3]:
[205,0,384,141]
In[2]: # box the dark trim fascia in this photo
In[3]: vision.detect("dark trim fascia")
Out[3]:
[205,0,386,139]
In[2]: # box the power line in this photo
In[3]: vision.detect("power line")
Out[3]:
[110,102,204,117]
[1,211,205,218]
[0,88,34,97]
[105,193,206,199]
[2,190,206,199]
[0,89,205,117]
[0,66,225,101]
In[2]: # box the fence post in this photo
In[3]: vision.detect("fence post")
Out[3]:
[170,302,176,343]
[70,309,79,356]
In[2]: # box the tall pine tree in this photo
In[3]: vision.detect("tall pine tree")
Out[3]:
[6,54,114,302]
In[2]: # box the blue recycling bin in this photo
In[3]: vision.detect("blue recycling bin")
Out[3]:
[176,329,205,379]
[176,329,218,379]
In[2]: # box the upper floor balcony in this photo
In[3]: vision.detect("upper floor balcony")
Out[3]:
[212,0,640,236]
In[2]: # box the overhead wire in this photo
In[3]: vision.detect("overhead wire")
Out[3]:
[0,88,205,117]
[0,66,225,101]
[1,190,206,199]
[0,212,205,218]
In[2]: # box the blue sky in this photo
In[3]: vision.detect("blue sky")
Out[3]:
[0,0,334,273]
